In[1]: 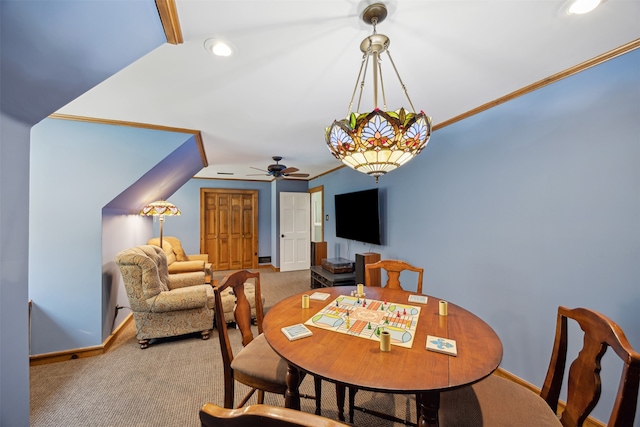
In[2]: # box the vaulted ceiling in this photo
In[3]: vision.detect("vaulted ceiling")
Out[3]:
[10,0,640,181]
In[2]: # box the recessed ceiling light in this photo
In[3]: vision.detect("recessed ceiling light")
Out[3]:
[566,0,602,15]
[204,38,236,57]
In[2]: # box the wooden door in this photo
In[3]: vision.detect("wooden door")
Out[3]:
[240,194,255,267]
[201,189,258,271]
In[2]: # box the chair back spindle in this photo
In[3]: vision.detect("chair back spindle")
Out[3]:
[365,259,424,293]
[540,306,640,427]
[214,270,262,355]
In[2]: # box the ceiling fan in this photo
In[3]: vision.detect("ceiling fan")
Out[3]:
[249,156,310,179]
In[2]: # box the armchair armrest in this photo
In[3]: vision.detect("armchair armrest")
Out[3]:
[152,286,210,312]
[168,271,206,289]
[167,260,205,274]
[187,253,209,263]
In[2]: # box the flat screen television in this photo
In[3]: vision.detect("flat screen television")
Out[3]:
[334,188,382,245]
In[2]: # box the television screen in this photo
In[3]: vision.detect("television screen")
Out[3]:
[334,188,382,245]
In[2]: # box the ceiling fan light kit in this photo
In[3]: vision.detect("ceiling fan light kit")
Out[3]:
[325,2,432,183]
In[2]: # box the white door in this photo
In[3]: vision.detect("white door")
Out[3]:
[279,192,310,272]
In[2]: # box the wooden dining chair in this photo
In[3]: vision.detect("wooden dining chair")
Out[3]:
[213,270,322,412]
[199,403,351,427]
[365,259,424,293]
[439,306,640,427]
[339,259,425,423]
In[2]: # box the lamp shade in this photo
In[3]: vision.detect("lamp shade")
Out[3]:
[139,200,181,217]
[326,108,431,181]
[325,3,432,182]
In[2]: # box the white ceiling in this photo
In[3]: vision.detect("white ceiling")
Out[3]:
[56,0,640,182]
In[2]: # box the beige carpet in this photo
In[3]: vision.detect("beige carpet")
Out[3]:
[30,269,416,426]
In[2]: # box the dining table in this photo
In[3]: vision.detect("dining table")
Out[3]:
[262,285,503,427]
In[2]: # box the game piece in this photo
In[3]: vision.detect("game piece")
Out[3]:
[363,300,367,307]
[367,322,371,329]
[403,309,407,315]
[397,311,401,318]
[385,317,389,324]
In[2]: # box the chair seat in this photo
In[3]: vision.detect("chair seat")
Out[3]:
[215,270,322,411]
[231,333,288,388]
[439,375,562,427]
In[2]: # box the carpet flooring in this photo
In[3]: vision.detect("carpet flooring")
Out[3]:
[30,269,417,426]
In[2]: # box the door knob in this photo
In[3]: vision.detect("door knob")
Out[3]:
[281,234,285,238]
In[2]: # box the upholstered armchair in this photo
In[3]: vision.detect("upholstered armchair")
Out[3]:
[115,245,214,349]
[148,236,213,280]
[214,280,262,324]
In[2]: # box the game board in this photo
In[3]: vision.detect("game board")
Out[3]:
[304,295,421,349]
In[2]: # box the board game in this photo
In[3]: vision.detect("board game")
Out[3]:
[304,294,421,349]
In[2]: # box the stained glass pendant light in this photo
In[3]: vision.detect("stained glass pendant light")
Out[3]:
[325,3,432,182]
[139,200,181,248]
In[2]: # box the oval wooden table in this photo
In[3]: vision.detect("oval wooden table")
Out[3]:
[262,286,503,427]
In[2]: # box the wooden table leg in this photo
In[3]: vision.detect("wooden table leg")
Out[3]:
[336,383,346,421]
[417,392,440,427]
[284,363,301,410]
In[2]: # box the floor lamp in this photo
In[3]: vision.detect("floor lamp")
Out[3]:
[139,200,181,248]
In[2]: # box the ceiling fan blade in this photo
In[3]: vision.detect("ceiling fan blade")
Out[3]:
[247,173,270,176]
[285,173,310,177]
[281,167,299,174]
[250,166,268,172]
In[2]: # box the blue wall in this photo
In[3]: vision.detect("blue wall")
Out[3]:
[23,45,639,427]
[167,179,273,263]
[0,112,32,426]
[165,178,308,268]
[271,179,309,267]
[1,1,167,424]
[27,118,303,356]
[29,119,193,354]
[312,49,640,425]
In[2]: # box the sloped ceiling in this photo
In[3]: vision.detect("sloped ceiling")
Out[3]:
[5,0,639,181]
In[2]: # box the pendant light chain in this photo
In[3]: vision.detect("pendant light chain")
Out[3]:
[385,50,417,113]
[325,2,432,182]
[347,53,369,117]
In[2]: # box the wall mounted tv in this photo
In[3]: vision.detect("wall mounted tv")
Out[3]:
[334,188,382,245]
